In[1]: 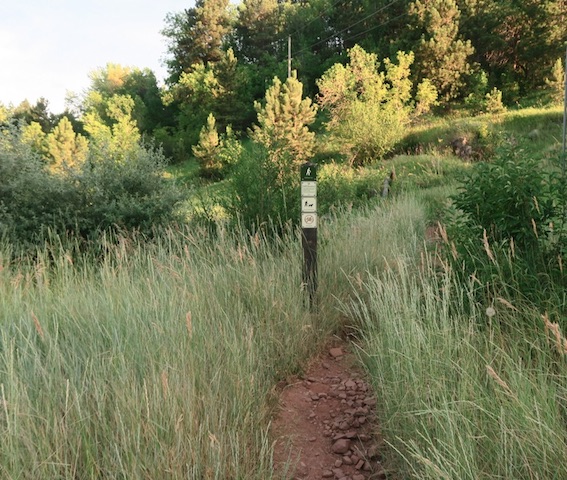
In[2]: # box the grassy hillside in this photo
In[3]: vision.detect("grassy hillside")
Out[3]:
[1,105,565,478]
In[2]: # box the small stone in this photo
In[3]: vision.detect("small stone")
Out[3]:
[332,468,345,478]
[355,459,365,470]
[311,393,320,401]
[329,347,343,358]
[331,438,351,454]
[309,436,317,442]
[322,470,334,478]
[342,455,353,465]
[334,459,343,467]
[363,397,377,407]
[309,412,316,419]
[363,461,372,471]
[345,380,356,389]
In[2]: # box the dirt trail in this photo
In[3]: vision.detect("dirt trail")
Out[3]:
[271,341,388,480]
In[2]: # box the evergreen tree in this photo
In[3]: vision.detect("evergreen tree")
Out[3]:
[250,71,317,165]
[85,64,165,134]
[317,45,416,164]
[546,58,566,104]
[45,117,89,174]
[410,0,474,101]
[83,95,141,160]
[458,0,567,94]
[233,0,282,64]
[162,0,232,83]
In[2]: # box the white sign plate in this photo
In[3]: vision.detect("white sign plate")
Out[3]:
[302,213,317,229]
[301,181,317,197]
[302,197,317,213]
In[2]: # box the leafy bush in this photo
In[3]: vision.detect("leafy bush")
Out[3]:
[443,139,566,309]
[227,143,299,231]
[317,163,387,212]
[317,46,415,165]
[0,126,185,250]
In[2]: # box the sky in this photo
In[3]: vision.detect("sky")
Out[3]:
[0,0,194,114]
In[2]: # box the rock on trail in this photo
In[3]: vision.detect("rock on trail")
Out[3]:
[271,343,387,480]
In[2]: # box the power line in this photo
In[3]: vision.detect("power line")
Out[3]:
[340,11,408,46]
[293,0,404,56]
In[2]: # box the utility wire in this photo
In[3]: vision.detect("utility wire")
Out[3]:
[340,11,408,46]
[293,0,404,56]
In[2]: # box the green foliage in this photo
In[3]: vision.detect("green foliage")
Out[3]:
[162,0,232,83]
[317,163,388,212]
[192,113,242,179]
[228,73,316,230]
[545,57,566,104]
[83,94,141,160]
[228,143,299,231]
[451,141,556,248]
[250,72,317,165]
[85,64,166,134]
[45,117,89,173]
[484,87,506,114]
[317,46,414,165]
[415,78,439,116]
[0,125,184,250]
[409,0,474,101]
[165,50,254,162]
[444,138,566,308]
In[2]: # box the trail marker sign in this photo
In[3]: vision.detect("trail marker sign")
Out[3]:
[301,162,318,310]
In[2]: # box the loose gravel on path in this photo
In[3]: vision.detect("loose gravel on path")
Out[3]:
[271,342,388,480]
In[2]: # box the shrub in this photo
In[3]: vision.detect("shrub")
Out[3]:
[443,139,566,309]
[317,46,415,165]
[227,144,299,231]
[0,126,184,250]
[192,114,242,179]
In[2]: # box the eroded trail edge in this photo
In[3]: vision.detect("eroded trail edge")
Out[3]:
[271,342,387,480]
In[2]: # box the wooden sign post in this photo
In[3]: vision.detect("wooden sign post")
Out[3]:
[301,162,317,311]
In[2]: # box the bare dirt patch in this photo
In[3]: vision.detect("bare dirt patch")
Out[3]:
[271,341,387,480]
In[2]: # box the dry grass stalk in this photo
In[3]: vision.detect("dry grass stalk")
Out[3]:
[161,370,169,398]
[542,312,567,355]
[496,297,518,312]
[438,222,449,244]
[186,311,193,339]
[31,311,44,340]
[531,218,539,238]
[482,229,495,263]
[486,365,517,400]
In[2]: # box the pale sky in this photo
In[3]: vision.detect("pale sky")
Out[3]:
[0,0,194,114]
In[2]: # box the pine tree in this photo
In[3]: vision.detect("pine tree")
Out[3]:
[162,0,231,83]
[192,113,221,177]
[45,117,89,174]
[410,0,474,100]
[234,0,281,64]
[250,72,317,166]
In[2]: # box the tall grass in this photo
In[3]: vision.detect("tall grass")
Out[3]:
[0,195,426,479]
[346,247,567,479]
